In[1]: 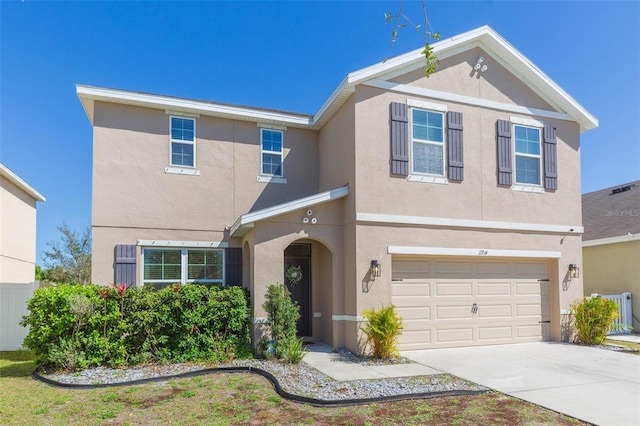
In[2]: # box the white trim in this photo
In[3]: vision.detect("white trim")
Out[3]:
[388,246,562,259]
[356,212,583,234]
[332,315,365,322]
[165,167,200,176]
[511,185,544,194]
[257,123,287,131]
[256,176,287,184]
[407,98,447,112]
[408,175,449,185]
[165,110,200,118]
[0,163,46,202]
[313,312,322,318]
[252,317,269,324]
[583,233,640,247]
[363,79,574,123]
[169,116,196,168]
[136,240,229,248]
[510,116,543,128]
[230,185,349,237]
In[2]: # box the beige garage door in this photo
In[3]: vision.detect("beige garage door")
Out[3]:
[392,257,550,350]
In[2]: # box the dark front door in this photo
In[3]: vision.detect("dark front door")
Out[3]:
[284,244,311,337]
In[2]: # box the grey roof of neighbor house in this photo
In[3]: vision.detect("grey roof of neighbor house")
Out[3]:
[582,180,640,241]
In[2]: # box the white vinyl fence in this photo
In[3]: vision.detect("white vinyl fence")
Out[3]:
[599,292,634,335]
[0,282,38,350]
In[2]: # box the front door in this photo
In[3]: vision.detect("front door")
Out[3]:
[284,244,311,337]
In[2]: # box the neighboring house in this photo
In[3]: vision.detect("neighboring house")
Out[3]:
[0,162,46,350]
[582,181,640,331]
[78,26,597,353]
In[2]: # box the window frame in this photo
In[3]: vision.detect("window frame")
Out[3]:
[260,128,284,177]
[409,107,446,178]
[142,247,224,286]
[169,116,196,168]
[512,123,543,187]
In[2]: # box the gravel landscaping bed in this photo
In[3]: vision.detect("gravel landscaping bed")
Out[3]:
[40,349,488,401]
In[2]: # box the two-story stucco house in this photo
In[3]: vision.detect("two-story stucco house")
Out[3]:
[78,26,597,353]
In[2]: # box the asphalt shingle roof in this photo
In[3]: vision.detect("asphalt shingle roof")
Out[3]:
[582,180,640,241]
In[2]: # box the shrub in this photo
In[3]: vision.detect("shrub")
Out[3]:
[262,284,301,361]
[361,305,403,359]
[572,296,619,345]
[279,336,307,364]
[21,283,252,370]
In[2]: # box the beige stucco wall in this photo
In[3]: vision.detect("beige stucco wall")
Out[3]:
[0,178,38,283]
[91,102,319,284]
[583,241,640,330]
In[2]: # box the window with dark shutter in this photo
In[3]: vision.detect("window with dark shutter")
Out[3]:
[543,126,558,190]
[114,244,137,286]
[225,247,242,286]
[496,120,513,186]
[447,111,464,181]
[390,102,409,176]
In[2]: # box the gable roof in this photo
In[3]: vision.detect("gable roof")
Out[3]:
[77,26,597,133]
[230,185,349,237]
[0,163,46,202]
[582,180,640,243]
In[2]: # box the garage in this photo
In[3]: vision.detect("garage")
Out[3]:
[392,257,550,350]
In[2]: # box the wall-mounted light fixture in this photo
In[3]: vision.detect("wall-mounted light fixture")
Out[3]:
[370,260,381,278]
[568,264,580,279]
[474,56,488,73]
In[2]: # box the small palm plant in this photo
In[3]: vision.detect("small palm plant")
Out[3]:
[361,305,403,359]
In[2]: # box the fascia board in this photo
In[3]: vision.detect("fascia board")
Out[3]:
[0,163,46,202]
[583,233,640,247]
[76,85,313,128]
[230,185,348,237]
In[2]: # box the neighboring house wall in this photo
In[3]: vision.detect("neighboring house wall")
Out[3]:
[583,240,640,330]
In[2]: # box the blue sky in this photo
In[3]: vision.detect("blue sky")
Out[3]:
[1,1,639,265]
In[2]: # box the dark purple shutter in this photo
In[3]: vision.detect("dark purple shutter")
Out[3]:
[114,244,136,286]
[390,102,409,176]
[496,120,512,186]
[225,247,242,286]
[543,126,558,190]
[447,111,464,181]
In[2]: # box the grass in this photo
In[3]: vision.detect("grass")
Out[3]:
[0,351,587,425]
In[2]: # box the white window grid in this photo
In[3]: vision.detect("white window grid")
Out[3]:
[260,128,284,177]
[169,116,196,168]
[410,108,446,177]
[513,123,543,186]
[142,247,224,285]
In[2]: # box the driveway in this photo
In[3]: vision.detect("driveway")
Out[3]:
[404,342,640,426]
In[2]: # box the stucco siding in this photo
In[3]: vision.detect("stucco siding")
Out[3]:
[0,178,38,283]
[583,241,640,330]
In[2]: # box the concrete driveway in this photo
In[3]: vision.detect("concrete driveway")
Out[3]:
[404,342,640,426]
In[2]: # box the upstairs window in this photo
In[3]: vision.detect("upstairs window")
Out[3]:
[514,125,541,185]
[261,129,283,177]
[170,116,196,167]
[411,109,445,176]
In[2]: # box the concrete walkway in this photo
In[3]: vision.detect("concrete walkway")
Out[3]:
[607,333,640,344]
[304,343,441,381]
[404,342,640,426]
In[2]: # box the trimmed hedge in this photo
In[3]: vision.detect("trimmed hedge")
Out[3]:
[21,284,251,370]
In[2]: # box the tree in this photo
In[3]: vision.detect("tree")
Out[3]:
[42,224,92,285]
[384,0,440,77]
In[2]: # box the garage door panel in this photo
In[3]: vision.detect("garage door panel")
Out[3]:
[435,282,473,296]
[477,282,511,296]
[435,305,472,320]
[477,304,512,318]
[436,327,473,343]
[392,258,548,350]
[392,282,430,296]
[396,307,430,320]
[516,282,541,295]
[478,326,513,340]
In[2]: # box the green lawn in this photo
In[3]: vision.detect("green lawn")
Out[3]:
[0,351,586,425]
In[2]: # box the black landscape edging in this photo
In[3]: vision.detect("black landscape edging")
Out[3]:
[33,367,489,407]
